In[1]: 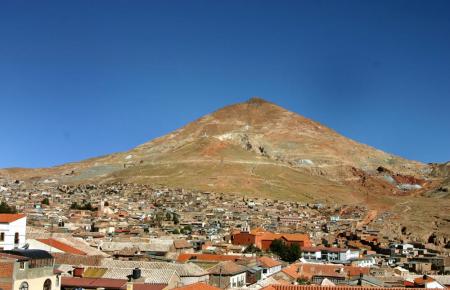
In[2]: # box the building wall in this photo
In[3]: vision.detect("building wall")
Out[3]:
[0,217,27,250]
[229,273,246,288]
[231,233,255,246]
[302,251,321,260]
[210,273,246,289]
[14,275,60,290]
[262,265,281,279]
[284,240,306,248]
[0,259,14,290]
[260,240,272,251]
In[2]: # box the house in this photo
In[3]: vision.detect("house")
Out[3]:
[390,243,415,255]
[301,246,359,263]
[208,261,247,289]
[231,228,311,251]
[0,214,27,250]
[173,240,193,254]
[258,257,282,279]
[350,256,376,267]
[0,249,61,290]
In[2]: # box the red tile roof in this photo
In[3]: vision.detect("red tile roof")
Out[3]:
[132,284,167,290]
[62,277,127,289]
[343,266,370,277]
[281,263,370,280]
[258,256,282,268]
[414,276,436,285]
[208,261,248,275]
[37,238,86,255]
[173,282,220,290]
[0,213,26,223]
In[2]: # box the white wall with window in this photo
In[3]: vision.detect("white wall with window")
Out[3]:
[229,272,246,288]
[0,215,26,250]
[14,276,59,290]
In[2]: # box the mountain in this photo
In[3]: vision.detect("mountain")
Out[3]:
[0,98,440,200]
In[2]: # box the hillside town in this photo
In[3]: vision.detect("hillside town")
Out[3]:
[0,179,449,290]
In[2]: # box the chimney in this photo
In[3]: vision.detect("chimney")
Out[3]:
[132,268,141,280]
[73,266,84,278]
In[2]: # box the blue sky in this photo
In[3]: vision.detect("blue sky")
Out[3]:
[1,0,449,168]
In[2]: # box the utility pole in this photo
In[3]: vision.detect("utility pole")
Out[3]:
[219,265,222,289]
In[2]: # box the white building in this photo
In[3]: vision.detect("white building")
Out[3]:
[0,214,27,250]
[301,246,360,263]
[390,243,414,255]
[259,257,282,279]
[350,256,377,267]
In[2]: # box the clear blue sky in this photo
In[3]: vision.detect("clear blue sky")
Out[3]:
[1,0,449,168]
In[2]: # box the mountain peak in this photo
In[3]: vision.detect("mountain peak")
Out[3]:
[246,97,272,105]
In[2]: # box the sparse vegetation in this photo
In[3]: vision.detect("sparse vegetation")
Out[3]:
[70,202,97,211]
[0,201,18,214]
[41,197,50,205]
[244,244,261,254]
[270,238,302,262]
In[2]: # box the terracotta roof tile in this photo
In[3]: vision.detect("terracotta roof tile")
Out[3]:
[208,261,247,275]
[174,240,192,249]
[258,256,282,268]
[132,284,166,290]
[414,276,435,285]
[37,238,87,255]
[61,277,127,289]
[0,213,26,223]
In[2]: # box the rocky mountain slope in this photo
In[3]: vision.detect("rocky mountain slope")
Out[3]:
[0,98,443,199]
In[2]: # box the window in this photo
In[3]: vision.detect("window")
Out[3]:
[0,232,4,241]
[43,279,52,290]
[19,261,25,269]
[19,282,29,290]
[14,232,19,244]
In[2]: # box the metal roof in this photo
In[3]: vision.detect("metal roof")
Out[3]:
[4,249,53,260]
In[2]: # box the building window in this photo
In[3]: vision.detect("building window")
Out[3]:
[20,282,29,290]
[0,232,4,241]
[20,261,25,269]
[14,232,19,244]
[43,279,52,290]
